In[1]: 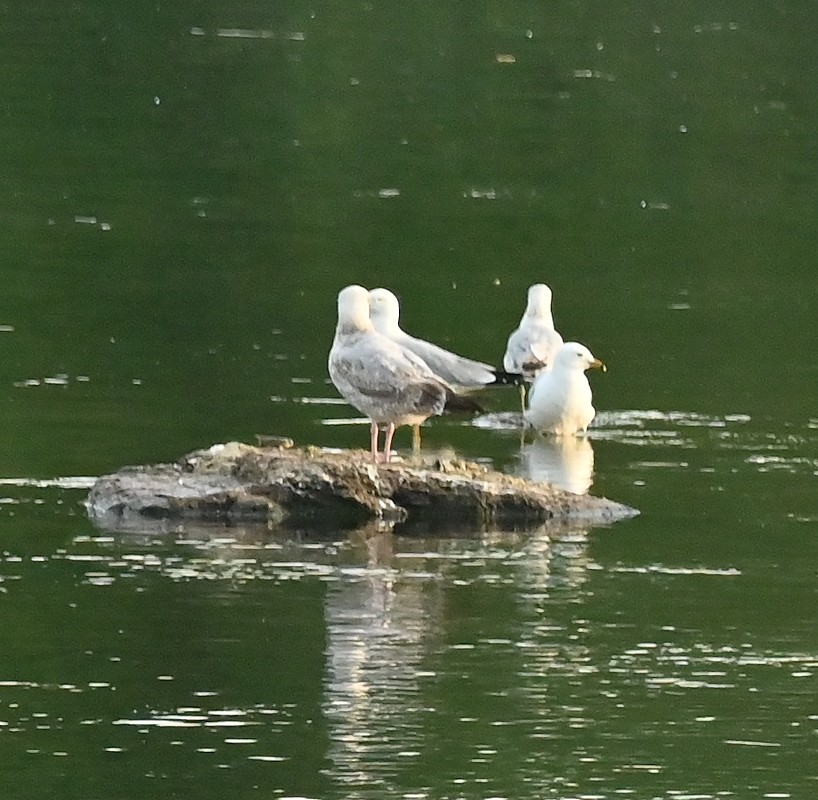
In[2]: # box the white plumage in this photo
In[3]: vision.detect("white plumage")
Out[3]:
[503,283,564,376]
[524,342,606,436]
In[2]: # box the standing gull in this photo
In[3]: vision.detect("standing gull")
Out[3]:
[328,285,467,462]
[524,342,606,436]
[369,287,518,448]
[503,283,564,412]
[368,288,522,391]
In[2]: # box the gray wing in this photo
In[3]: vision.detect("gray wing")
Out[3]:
[530,328,564,364]
[329,334,447,419]
[503,326,533,373]
[400,334,495,389]
[504,324,562,374]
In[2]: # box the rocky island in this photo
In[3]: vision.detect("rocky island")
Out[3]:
[85,439,639,533]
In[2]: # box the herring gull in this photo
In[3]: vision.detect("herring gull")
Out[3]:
[368,287,522,391]
[503,283,564,412]
[328,285,472,462]
[524,342,606,436]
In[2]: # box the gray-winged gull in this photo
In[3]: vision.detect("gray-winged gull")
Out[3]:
[328,285,473,462]
[524,342,606,436]
[503,283,564,412]
[368,287,522,391]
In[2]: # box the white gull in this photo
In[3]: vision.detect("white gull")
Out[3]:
[524,342,606,436]
[503,283,564,411]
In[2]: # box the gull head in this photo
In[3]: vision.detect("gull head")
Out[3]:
[526,283,554,319]
[336,285,373,333]
[368,287,401,335]
[555,341,607,373]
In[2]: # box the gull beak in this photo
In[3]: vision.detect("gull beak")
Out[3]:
[591,358,607,373]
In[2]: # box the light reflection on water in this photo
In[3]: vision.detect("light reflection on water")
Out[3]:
[518,437,595,495]
[0,512,814,798]
[3,0,817,792]
[1,406,816,797]
[473,409,818,495]
[472,408,755,443]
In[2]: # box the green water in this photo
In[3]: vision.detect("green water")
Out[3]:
[1,1,817,797]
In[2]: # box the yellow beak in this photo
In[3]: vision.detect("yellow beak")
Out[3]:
[591,358,607,372]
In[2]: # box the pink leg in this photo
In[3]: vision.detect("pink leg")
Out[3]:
[370,422,380,463]
[383,422,397,463]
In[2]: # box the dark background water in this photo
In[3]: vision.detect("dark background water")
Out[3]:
[1,1,817,798]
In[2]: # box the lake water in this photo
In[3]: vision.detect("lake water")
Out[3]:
[1,1,817,798]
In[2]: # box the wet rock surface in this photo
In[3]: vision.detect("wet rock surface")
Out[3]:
[85,441,639,533]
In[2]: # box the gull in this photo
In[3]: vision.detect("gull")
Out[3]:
[369,287,520,447]
[328,285,473,463]
[524,342,606,436]
[368,287,522,391]
[503,283,564,412]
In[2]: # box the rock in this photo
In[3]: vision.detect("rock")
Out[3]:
[85,441,638,533]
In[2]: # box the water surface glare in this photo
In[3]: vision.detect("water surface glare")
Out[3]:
[4,0,818,796]
[2,479,817,799]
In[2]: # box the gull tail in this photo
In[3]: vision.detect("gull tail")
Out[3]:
[489,368,527,387]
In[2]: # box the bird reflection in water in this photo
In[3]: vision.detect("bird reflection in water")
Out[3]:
[322,524,438,790]
[518,436,595,495]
